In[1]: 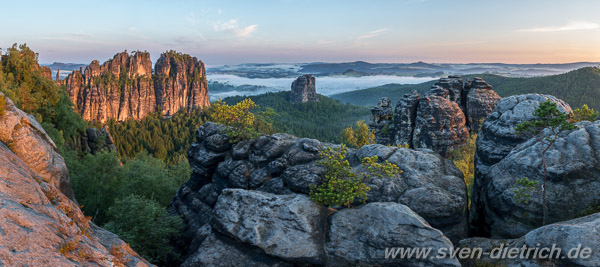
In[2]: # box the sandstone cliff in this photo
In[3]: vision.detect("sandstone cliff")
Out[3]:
[370,76,501,155]
[0,93,150,266]
[65,51,209,122]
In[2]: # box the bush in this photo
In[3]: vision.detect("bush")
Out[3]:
[310,145,399,208]
[0,94,5,116]
[206,98,273,142]
[341,120,375,148]
[447,134,477,207]
[104,195,183,264]
[570,104,598,122]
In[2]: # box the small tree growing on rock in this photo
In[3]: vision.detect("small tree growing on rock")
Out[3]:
[341,120,375,148]
[310,145,399,208]
[515,100,577,225]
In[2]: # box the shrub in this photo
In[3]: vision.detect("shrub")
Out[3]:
[0,94,5,116]
[513,177,539,204]
[447,134,477,207]
[104,195,183,264]
[341,120,375,148]
[570,104,598,122]
[206,98,273,142]
[310,145,400,208]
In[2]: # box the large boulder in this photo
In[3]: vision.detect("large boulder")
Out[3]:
[470,94,573,236]
[326,202,461,267]
[171,123,469,264]
[412,95,469,155]
[211,189,329,264]
[0,92,74,199]
[475,120,600,238]
[459,213,600,267]
[0,105,149,266]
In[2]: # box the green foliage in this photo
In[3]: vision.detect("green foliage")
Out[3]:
[515,100,577,135]
[0,44,86,149]
[104,194,183,264]
[225,91,371,143]
[206,98,273,142]
[570,104,598,122]
[579,205,600,217]
[342,120,375,148]
[448,134,477,208]
[331,82,435,107]
[107,109,203,165]
[0,94,5,116]
[66,150,190,225]
[309,145,400,208]
[513,177,538,204]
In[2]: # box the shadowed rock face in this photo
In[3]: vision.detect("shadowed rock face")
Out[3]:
[170,122,467,266]
[0,93,150,266]
[469,94,575,237]
[65,51,209,123]
[369,76,501,155]
[460,213,600,267]
[290,74,318,104]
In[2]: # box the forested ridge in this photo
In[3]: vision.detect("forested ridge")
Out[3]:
[332,67,600,110]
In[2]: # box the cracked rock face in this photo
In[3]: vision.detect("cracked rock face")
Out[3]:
[65,51,209,123]
[369,76,501,155]
[469,94,574,237]
[170,122,468,266]
[0,94,150,266]
[290,74,318,104]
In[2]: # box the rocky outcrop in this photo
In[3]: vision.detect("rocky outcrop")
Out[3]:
[154,52,210,115]
[327,202,460,267]
[65,50,209,123]
[41,66,53,80]
[393,91,419,146]
[465,78,501,132]
[369,97,394,144]
[370,76,501,155]
[469,94,573,237]
[170,122,468,265]
[0,92,74,199]
[412,95,469,155]
[472,119,600,238]
[290,74,318,104]
[81,126,117,155]
[0,94,149,266]
[459,213,600,267]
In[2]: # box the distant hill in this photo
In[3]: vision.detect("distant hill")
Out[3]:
[224,91,371,143]
[331,67,600,111]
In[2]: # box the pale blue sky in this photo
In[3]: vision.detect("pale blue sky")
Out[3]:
[1,0,599,64]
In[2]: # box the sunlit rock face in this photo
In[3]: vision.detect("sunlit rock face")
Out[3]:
[65,51,210,123]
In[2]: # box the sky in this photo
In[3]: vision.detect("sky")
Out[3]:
[1,0,600,65]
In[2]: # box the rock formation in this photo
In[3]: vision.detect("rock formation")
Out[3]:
[0,93,149,266]
[370,76,501,155]
[468,94,600,238]
[460,213,600,266]
[290,74,318,104]
[82,126,118,155]
[65,50,210,123]
[0,92,74,199]
[40,66,53,80]
[170,122,468,266]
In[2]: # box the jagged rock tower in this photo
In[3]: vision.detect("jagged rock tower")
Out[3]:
[290,74,319,104]
[65,50,210,122]
[370,76,501,155]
